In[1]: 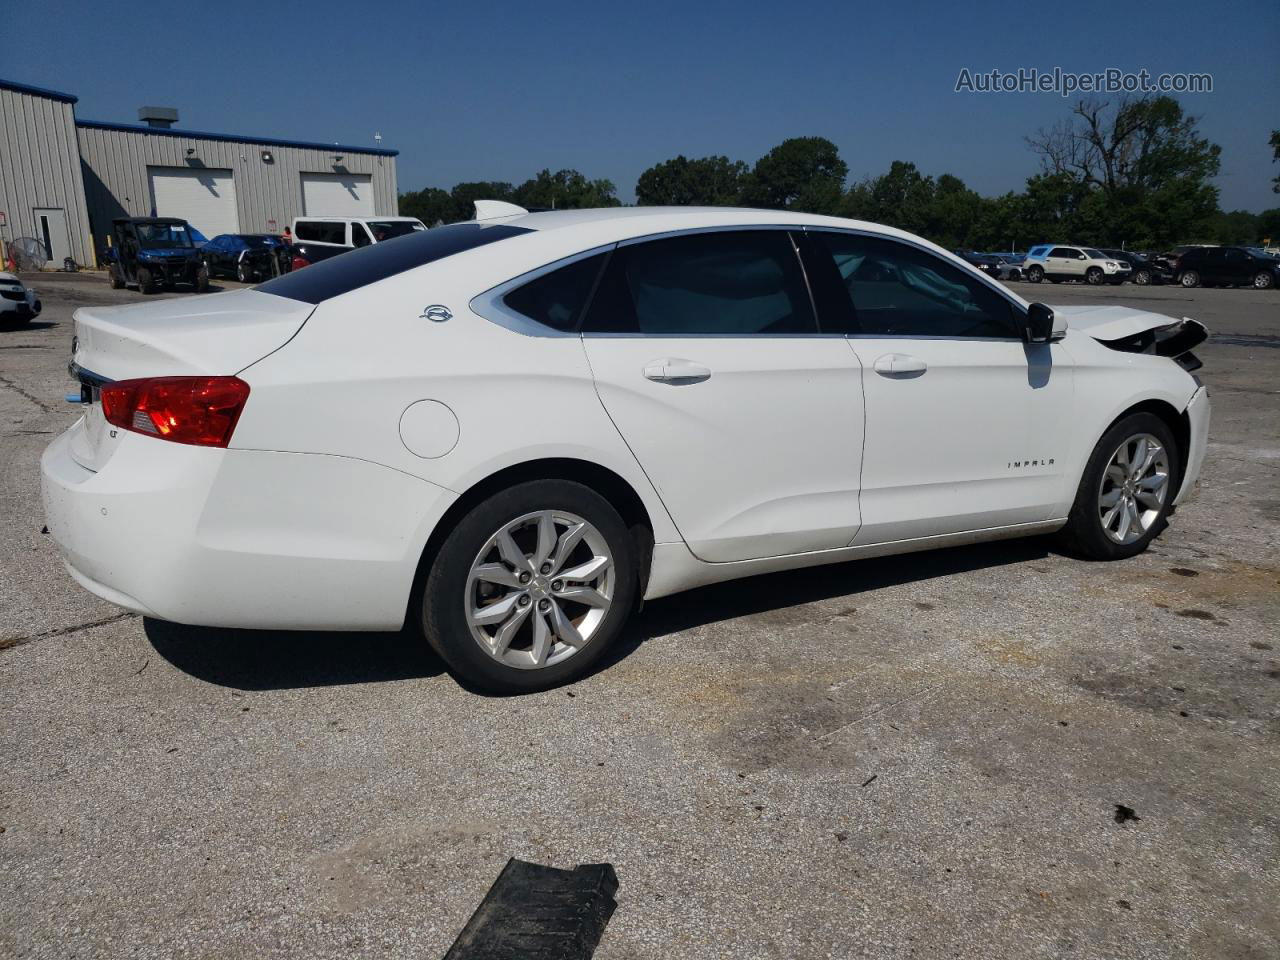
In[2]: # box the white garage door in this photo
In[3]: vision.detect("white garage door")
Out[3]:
[149,167,238,238]
[301,172,374,217]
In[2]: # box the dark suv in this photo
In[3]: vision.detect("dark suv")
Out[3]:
[107,218,209,294]
[1175,246,1279,290]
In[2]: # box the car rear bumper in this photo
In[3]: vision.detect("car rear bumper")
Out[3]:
[41,426,456,631]
[1175,384,1210,504]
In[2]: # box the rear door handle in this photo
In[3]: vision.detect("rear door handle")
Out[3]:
[643,358,712,384]
[873,353,927,377]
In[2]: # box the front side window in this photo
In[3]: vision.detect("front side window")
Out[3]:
[504,253,607,331]
[809,232,1017,339]
[582,230,816,335]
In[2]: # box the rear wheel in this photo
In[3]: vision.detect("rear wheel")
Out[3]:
[1026,265,1044,283]
[136,266,155,294]
[1057,412,1178,560]
[422,480,638,693]
[1179,270,1200,288]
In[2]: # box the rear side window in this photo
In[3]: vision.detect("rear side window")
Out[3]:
[503,254,608,331]
[258,222,533,305]
[582,231,816,335]
[295,221,347,244]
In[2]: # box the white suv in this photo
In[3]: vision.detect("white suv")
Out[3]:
[1022,245,1127,285]
[290,216,426,266]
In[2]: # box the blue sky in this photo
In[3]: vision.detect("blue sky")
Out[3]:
[12,0,1279,210]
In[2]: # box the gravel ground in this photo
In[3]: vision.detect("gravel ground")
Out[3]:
[1,272,1277,959]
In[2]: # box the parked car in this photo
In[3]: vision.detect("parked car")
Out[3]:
[202,234,288,283]
[289,216,427,269]
[955,251,1017,281]
[1175,246,1280,289]
[0,271,40,323]
[1099,249,1165,286]
[106,218,209,294]
[44,204,1210,693]
[1021,245,1126,285]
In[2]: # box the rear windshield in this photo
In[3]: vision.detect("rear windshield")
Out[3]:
[258,222,533,304]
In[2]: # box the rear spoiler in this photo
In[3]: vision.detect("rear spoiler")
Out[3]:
[1095,317,1208,373]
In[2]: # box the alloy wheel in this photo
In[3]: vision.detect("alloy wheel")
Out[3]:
[1097,433,1170,545]
[1255,272,1273,290]
[464,510,614,670]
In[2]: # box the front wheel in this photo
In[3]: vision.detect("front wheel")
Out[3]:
[422,480,638,693]
[194,264,210,292]
[1057,413,1179,560]
[136,266,155,294]
[1085,267,1104,285]
[1134,269,1151,286]
[1254,271,1274,290]
[236,261,253,284]
[1179,270,1200,288]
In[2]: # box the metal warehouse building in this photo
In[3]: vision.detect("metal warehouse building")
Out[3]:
[1,77,400,267]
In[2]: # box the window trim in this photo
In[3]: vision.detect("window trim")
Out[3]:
[803,226,1028,341]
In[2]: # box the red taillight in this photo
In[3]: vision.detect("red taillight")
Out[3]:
[100,376,250,448]
[290,255,310,271]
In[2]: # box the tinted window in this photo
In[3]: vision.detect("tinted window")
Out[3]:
[582,231,816,335]
[259,223,533,305]
[295,221,347,244]
[366,220,424,241]
[351,223,372,248]
[810,232,1017,338]
[504,253,607,331]
[1049,247,1078,258]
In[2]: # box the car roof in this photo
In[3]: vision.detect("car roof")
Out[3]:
[114,217,188,226]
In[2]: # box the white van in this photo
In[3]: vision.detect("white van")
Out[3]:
[289,216,427,266]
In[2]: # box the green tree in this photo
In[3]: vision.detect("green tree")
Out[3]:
[843,161,935,235]
[744,137,847,213]
[1027,96,1221,246]
[636,155,747,206]
[398,187,455,226]
[1258,208,1280,246]
[512,169,620,210]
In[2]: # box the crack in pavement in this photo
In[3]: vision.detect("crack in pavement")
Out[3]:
[0,612,138,652]
[0,374,56,414]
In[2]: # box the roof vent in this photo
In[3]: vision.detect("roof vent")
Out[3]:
[138,106,178,129]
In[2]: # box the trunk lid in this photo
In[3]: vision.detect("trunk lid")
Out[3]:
[68,290,313,471]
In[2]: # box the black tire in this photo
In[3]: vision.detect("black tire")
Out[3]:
[1134,269,1151,286]
[1085,266,1104,285]
[1179,270,1199,288]
[1057,412,1180,561]
[421,479,638,693]
[136,266,155,294]
[236,261,252,284]
[1026,265,1043,283]
[194,264,210,293]
[108,264,125,289]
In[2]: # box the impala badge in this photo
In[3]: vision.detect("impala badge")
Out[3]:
[421,304,452,323]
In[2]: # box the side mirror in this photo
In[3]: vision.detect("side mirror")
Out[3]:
[1025,302,1066,343]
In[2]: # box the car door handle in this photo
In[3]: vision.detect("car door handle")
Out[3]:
[873,353,927,377]
[643,358,712,384]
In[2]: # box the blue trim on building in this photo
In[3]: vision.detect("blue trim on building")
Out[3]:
[75,119,398,157]
[0,77,79,104]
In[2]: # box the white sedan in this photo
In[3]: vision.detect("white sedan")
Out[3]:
[42,204,1210,692]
